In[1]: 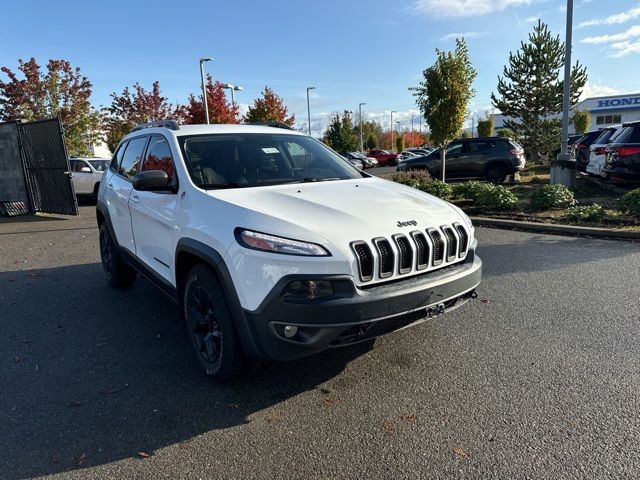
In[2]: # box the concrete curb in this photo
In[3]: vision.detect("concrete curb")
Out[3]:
[470,216,640,241]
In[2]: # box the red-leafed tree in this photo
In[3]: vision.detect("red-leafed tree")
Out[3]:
[183,75,239,125]
[244,86,295,126]
[103,81,186,152]
[403,131,427,148]
[0,57,101,156]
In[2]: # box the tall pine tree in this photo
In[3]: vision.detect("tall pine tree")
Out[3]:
[491,20,587,164]
[323,111,359,153]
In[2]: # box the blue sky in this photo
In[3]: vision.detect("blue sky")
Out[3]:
[1,0,639,136]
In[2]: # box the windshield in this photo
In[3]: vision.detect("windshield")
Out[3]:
[88,160,110,172]
[179,133,363,189]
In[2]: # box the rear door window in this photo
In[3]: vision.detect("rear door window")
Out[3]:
[111,142,128,172]
[142,135,177,186]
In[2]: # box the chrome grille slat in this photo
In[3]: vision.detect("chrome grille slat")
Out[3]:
[374,238,395,278]
[410,231,430,270]
[441,226,458,262]
[393,234,413,274]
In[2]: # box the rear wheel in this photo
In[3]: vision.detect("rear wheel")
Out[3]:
[183,264,246,381]
[99,223,137,288]
[485,164,507,183]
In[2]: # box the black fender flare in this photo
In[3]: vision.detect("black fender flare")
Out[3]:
[175,238,264,360]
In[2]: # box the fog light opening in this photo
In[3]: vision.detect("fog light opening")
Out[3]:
[283,325,298,338]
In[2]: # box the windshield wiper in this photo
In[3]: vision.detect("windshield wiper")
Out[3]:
[198,182,246,189]
[299,177,342,183]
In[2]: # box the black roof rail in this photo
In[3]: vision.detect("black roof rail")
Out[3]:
[245,121,294,130]
[132,120,180,132]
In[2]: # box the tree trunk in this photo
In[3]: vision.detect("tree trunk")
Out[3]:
[440,147,447,183]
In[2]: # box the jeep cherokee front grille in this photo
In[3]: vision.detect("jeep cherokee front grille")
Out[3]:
[350,224,470,283]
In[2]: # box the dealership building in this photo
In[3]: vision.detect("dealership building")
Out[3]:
[493,92,640,133]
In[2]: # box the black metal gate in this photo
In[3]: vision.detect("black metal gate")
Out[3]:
[18,117,78,215]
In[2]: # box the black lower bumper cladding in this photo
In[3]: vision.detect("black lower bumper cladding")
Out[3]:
[242,249,482,361]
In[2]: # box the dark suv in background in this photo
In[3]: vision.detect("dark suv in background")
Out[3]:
[603,120,640,182]
[396,137,526,183]
[573,130,604,171]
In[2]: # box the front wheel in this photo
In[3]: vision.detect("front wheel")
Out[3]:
[183,264,246,382]
[99,223,137,288]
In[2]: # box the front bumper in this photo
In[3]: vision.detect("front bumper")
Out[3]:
[241,249,482,361]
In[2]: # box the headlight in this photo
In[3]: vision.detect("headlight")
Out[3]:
[235,229,330,256]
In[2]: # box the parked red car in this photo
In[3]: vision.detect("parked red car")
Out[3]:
[367,149,399,167]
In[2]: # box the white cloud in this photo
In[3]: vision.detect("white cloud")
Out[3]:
[524,15,540,22]
[579,82,620,101]
[439,31,487,40]
[410,0,536,18]
[582,25,640,44]
[609,39,640,57]
[579,5,640,27]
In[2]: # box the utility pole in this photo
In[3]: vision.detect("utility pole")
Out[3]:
[359,102,367,153]
[199,57,213,124]
[306,87,315,136]
[390,111,396,151]
[551,0,576,187]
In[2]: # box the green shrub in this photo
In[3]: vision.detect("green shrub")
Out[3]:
[417,180,453,200]
[618,188,640,217]
[474,185,519,210]
[388,170,431,188]
[564,203,605,221]
[530,184,575,210]
[452,181,494,202]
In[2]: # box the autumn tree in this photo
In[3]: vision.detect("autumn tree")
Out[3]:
[403,131,426,148]
[103,81,186,152]
[0,57,101,156]
[323,111,359,153]
[244,86,295,126]
[184,75,238,125]
[411,38,477,181]
[491,20,587,163]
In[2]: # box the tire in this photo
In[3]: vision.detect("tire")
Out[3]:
[92,183,100,204]
[183,264,246,382]
[99,223,137,288]
[485,164,507,183]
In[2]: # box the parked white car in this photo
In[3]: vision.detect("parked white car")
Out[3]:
[96,121,482,381]
[69,157,110,199]
[586,126,624,177]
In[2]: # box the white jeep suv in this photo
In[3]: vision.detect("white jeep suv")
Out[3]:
[96,120,482,381]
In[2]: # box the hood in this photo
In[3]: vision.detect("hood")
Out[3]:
[208,177,464,252]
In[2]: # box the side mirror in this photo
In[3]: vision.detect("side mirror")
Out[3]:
[132,170,173,192]
[80,166,92,173]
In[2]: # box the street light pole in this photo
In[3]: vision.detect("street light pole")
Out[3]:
[552,0,575,187]
[199,57,213,124]
[390,111,396,152]
[306,87,315,136]
[222,83,243,106]
[359,102,366,152]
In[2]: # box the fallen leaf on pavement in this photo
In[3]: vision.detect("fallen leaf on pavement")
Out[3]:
[322,398,340,406]
[13,356,23,363]
[453,447,468,457]
[480,299,491,304]
[137,451,150,458]
[99,387,122,395]
[67,401,84,408]
[400,414,417,422]
[382,420,395,433]
[76,452,86,466]
[226,403,240,409]
[178,443,189,450]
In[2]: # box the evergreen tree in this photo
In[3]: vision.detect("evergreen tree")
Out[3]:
[355,120,383,149]
[411,38,477,181]
[491,20,587,164]
[244,86,295,126]
[324,111,359,153]
[366,134,377,150]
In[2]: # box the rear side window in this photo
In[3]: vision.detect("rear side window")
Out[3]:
[593,129,614,145]
[613,125,640,144]
[142,135,177,186]
[468,140,499,153]
[119,136,148,178]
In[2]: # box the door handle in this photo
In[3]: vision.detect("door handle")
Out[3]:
[130,194,140,204]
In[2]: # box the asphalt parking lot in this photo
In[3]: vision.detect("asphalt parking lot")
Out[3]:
[2,206,640,479]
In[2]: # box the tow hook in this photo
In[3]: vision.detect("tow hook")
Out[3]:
[465,290,478,300]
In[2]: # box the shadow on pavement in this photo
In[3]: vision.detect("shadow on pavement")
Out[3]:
[1,262,370,479]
